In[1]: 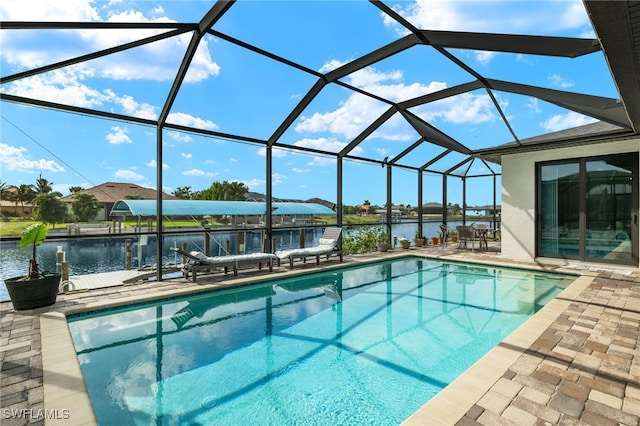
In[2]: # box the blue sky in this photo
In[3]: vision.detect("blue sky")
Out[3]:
[0,0,619,207]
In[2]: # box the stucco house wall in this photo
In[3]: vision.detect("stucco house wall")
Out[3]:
[501,138,640,266]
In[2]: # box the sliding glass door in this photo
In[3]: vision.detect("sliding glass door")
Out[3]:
[538,153,638,265]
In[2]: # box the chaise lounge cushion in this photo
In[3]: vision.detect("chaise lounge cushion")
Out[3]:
[276,239,337,260]
[190,251,277,265]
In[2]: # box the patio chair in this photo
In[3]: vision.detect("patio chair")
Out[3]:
[171,248,277,282]
[473,224,489,250]
[276,227,343,269]
[456,225,477,251]
[439,223,449,247]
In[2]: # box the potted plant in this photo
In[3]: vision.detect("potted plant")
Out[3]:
[413,230,424,247]
[448,229,458,243]
[375,227,389,252]
[431,235,440,245]
[5,223,61,310]
[398,237,411,249]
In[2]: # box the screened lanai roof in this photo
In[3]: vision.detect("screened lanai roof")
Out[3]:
[110,199,336,217]
[0,1,638,197]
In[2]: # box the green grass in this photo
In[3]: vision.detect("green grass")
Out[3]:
[0,220,50,237]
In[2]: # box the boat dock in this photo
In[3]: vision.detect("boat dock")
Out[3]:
[61,267,181,293]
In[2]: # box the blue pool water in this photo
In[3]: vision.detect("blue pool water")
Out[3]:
[67,257,571,425]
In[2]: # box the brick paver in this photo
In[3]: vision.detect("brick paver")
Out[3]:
[457,273,640,426]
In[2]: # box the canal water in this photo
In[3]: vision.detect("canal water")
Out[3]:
[1,221,488,302]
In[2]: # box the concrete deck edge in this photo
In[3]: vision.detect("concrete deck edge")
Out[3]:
[41,312,97,426]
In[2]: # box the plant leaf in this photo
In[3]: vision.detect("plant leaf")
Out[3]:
[19,223,48,250]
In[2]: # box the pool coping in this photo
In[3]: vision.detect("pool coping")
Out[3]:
[37,252,601,425]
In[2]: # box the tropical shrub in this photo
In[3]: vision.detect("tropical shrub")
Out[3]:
[342,225,388,255]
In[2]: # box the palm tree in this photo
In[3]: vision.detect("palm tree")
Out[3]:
[69,186,84,194]
[35,174,53,195]
[226,181,248,200]
[0,180,10,201]
[172,186,194,200]
[200,180,249,201]
[15,184,36,217]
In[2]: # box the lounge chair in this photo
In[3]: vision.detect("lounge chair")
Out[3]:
[275,227,343,269]
[171,248,277,282]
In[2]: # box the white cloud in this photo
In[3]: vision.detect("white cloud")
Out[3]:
[0,1,222,129]
[383,0,462,34]
[0,0,100,22]
[146,160,169,169]
[115,94,158,120]
[180,152,192,159]
[106,126,131,144]
[540,111,596,132]
[184,38,222,83]
[166,112,218,131]
[256,146,288,158]
[384,0,590,34]
[292,168,310,173]
[295,93,385,139]
[1,1,220,83]
[242,178,266,190]
[295,65,445,140]
[182,169,205,176]
[376,148,389,158]
[168,131,193,143]
[525,97,541,113]
[475,51,497,65]
[349,66,446,102]
[2,69,160,119]
[307,157,336,167]
[516,54,535,65]
[0,143,65,173]
[294,137,359,155]
[319,59,348,74]
[548,74,574,89]
[272,173,286,185]
[559,1,591,30]
[4,70,108,109]
[237,175,285,190]
[114,168,145,181]
[414,92,495,125]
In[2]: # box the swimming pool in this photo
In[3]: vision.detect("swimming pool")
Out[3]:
[67,257,574,425]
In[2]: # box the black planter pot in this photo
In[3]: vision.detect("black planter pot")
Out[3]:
[4,273,62,311]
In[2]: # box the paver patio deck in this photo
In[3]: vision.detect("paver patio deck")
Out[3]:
[1,244,639,425]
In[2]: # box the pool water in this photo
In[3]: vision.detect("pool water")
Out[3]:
[67,257,573,425]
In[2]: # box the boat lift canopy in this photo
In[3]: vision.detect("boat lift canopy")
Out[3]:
[110,199,336,217]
